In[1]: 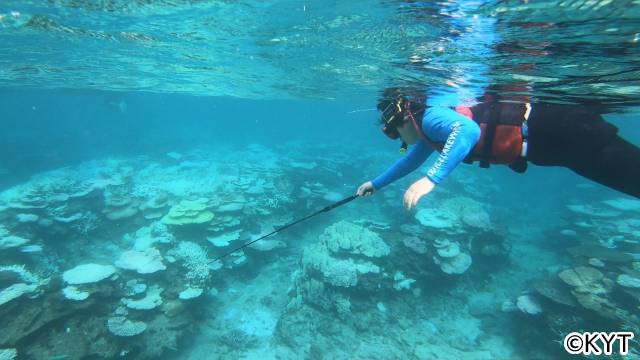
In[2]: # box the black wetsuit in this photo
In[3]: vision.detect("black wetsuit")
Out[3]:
[526,104,640,198]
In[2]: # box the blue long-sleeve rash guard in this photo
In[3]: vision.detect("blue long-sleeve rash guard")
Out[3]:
[372,106,481,189]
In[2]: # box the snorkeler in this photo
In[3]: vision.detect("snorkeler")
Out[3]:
[356,88,640,206]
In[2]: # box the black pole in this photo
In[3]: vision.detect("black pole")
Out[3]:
[210,194,359,262]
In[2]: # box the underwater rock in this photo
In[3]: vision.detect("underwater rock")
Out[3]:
[516,295,542,315]
[62,286,90,301]
[162,199,214,225]
[62,264,116,285]
[107,316,147,337]
[0,280,97,347]
[115,248,166,274]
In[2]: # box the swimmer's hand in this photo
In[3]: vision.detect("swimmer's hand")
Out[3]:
[356,181,375,197]
[404,177,435,210]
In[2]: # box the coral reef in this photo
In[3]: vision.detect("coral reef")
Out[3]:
[4,143,637,360]
[162,199,214,226]
[115,248,166,274]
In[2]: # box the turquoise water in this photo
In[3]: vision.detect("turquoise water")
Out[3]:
[1,1,640,360]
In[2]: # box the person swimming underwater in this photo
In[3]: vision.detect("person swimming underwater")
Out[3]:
[356,87,640,207]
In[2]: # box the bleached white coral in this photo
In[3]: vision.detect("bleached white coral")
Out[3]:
[319,220,390,258]
[124,285,163,310]
[0,265,39,284]
[415,208,457,229]
[301,243,381,289]
[0,283,37,306]
[168,241,210,286]
[63,264,116,285]
[115,248,166,274]
[62,286,90,301]
[322,259,359,287]
[432,239,471,275]
[179,287,203,300]
[107,316,147,337]
[132,221,174,250]
[0,235,29,250]
[433,252,472,275]
[207,230,241,247]
[393,271,416,291]
[516,295,542,315]
[0,348,17,360]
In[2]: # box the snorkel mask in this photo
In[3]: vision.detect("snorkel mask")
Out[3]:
[380,97,409,153]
